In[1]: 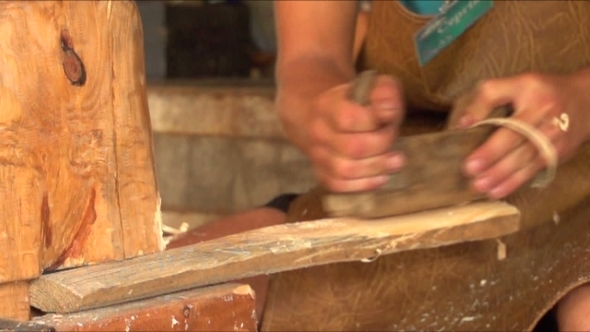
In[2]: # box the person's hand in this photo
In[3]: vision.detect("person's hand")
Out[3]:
[307,75,406,192]
[450,71,590,199]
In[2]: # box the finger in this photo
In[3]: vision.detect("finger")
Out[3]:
[471,117,564,195]
[328,123,397,159]
[448,88,479,129]
[470,141,537,193]
[453,75,546,128]
[369,75,405,123]
[318,150,405,180]
[319,85,382,133]
[451,78,518,128]
[486,155,546,199]
[465,107,549,177]
[538,114,570,159]
[449,84,507,129]
[315,167,391,193]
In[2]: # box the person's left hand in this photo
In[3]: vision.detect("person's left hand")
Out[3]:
[449,70,590,199]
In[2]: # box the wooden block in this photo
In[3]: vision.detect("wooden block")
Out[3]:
[29,201,520,313]
[0,282,30,322]
[0,0,162,280]
[32,283,257,332]
[323,126,494,218]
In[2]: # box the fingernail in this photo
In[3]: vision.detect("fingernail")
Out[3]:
[387,153,405,170]
[460,114,476,128]
[373,175,390,186]
[488,186,505,200]
[465,158,484,175]
[375,100,399,110]
[473,176,491,192]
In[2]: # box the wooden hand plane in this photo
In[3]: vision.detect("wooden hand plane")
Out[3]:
[322,71,506,218]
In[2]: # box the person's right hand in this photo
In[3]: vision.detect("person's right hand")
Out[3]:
[307,75,406,192]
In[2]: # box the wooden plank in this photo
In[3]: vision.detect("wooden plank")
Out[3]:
[29,201,520,313]
[32,283,256,332]
[323,126,494,218]
[0,1,162,275]
[0,282,30,322]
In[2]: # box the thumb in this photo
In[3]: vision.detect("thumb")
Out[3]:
[449,78,520,129]
[370,75,405,124]
[344,71,403,131]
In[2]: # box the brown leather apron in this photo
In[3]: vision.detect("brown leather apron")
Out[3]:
[363,0,590,112]
[262,1,590,330]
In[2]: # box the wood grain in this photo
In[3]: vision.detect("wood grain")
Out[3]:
[0,282,30,321]
[108,1,164,256]
[0,0,162,281]
[33,283,257,332]
[323,126,494,218]
[29,201,520,313]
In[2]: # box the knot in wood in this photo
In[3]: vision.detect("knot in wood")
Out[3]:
[183,306,191,318]
[60,29,86,86]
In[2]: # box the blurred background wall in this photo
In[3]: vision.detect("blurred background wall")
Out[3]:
[136,0,369,233]
[137,0,277,81]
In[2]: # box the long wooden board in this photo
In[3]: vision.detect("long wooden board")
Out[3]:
[323,126,494,218]
[33,283,256,332]
[30,201,520,313]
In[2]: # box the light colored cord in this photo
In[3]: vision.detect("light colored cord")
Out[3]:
[472,118,557,188]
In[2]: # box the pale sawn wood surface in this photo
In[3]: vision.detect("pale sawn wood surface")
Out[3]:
[30,201,520,313]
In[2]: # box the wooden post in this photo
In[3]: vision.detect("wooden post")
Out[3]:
[0,0,163,319]
[0,282,31,321]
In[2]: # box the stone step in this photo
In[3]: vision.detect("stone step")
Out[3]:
[147,79,285,139]
[153,133,315,214]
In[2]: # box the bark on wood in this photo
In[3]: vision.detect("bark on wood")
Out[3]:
[0,282,30,321]
[32,283,257,332]
[0,0,162,283]
[29,201,520,313]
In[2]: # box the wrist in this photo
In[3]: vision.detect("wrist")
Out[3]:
[571,67,590,85]
[570,67,590,141]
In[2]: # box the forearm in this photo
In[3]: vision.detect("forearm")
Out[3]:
[569,67,590,142]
